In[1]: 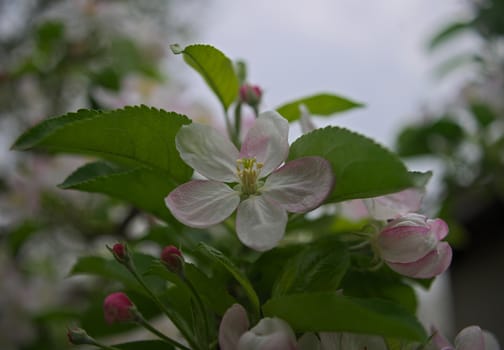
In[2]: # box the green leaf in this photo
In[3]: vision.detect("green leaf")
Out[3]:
[171,44,239,110]
[289,126,413,202]
[12,106,192,183]
[263,293,427,341]
[59,161,175,222]
[341,269,418,314]
[69,254,164,296]
[115,340,173,350]
[273,237,349,296]
[185,264,236,315]
[276,93,363,122]
[198,242,260,316]
[428,21,472,51]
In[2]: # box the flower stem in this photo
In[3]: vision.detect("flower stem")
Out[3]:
[126,266,201,350]
[184,276,210,348]
[136,316,192,350]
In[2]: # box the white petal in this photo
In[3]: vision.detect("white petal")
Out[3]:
[240,111,289,177]
[320,332,343,350]
[483,330,501,350]
[262,157,334,213]
[165,180,240,228]
[298,333,321,350]
[377,224,438,263]
[386,242,452,279]
[455,326,485,350]
[219,304,250,350]
[238,318,297,350]
[176,123,239,182]
[299,104,316,134]
[236,195,287,251]
[363,188,425,220]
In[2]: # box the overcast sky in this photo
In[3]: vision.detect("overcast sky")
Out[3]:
[177,0,476,148]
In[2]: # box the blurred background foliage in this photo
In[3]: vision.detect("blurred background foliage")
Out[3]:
[0,1,207,349]
[395,0,504,338]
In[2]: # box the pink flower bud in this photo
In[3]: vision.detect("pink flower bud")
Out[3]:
[108,243,130,265]
[66,327,95,345]
[103,292,136,324]
[239,84,262,106]
[160,245,184,274]
[376,213,452,279]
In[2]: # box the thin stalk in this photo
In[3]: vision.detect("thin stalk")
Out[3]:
[136,317,191,350]
[127,266,200,350]
[234,102,242,146]
[184,277,210,348]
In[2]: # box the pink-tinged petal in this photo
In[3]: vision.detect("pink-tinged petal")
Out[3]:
[387,242,452,278]
[483,330,501,350]
[176,123,239,182]
[240,111,289,177]
[428,218,449,240]
[165,180,240,228]
[236,195,287,251]
[298,333,321,350]
[377,225,437,263]
[262,157,334,213]
[219,304,250,350]
[428,327,453,350]
[238,318,297,350]
[364,188,425,220]
[340,200,370,221]
[455,326,485,350]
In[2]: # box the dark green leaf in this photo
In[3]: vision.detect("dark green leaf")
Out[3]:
[341,269,418,314]
[59,161,175,222]
[69,254,164,296]
[185,264,236,315]
[171,44,239,110]
[115,340,173,350]
[263,293,427,341]
[12,106,192,183]
[198,242,260,316]
[276,93,363,122]
[289,126,413,202]
[273,237,349,296]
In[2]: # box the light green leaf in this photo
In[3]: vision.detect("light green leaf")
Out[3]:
[288,126,413,202]
[198,242,260,316]
[263,293,427,341]
[275,93,363,122]
[59,161,175,222]
[12,106,192,183]
[171,44,239,110]
[273,237,349,296]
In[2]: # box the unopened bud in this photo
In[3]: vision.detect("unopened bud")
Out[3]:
[239,83,262,107]
[160,245,184,274]
[107,243,130,265]
[67,327,96,345]
[103,292,138,324]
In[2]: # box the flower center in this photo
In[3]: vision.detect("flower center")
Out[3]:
[236,158,263,195]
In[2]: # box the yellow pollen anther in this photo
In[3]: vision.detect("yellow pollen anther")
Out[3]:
[236,158,263,195]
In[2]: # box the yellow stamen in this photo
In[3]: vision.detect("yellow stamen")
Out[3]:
[236,158,263,195]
